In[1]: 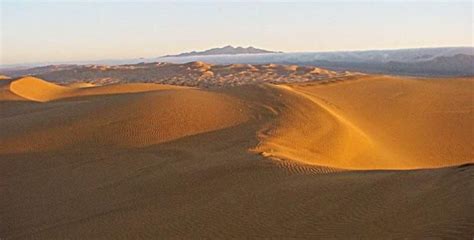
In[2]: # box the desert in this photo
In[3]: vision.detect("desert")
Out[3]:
[1,63,473,238]
[2,1,473,238]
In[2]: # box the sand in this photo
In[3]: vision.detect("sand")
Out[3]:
[256,75,473,169]
[1,77,248,153]
[1,75,473,239]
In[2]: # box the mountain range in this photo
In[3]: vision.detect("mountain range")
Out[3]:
[162,45,280,57]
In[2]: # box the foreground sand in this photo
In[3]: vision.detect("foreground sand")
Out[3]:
[1,76,473,238]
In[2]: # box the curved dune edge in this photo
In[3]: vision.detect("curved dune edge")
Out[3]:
[252,84,390,170]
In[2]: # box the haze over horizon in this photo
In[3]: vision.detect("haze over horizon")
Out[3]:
[1,1,472,65]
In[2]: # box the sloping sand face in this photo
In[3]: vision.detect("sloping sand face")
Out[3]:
[253,75,473,169]
[1,78,249,153]
[9,77,74,102]
[1,76,473,239]
[267,75,473,169]
[253,84,379,170]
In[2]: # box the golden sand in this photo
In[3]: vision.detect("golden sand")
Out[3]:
[256,75,473,169]
[1,75,473,239]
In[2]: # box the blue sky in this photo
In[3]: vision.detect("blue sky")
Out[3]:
[1,1,472,64]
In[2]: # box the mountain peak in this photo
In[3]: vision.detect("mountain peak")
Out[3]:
[162,45,281,58]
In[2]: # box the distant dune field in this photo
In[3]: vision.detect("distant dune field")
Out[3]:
[1,73,473,239]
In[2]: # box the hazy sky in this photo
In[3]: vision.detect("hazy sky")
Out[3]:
[1,1,472,65]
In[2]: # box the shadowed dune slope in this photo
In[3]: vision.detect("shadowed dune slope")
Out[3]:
[255,75,473,169]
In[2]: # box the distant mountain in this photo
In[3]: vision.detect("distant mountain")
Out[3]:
[163,45,280,57]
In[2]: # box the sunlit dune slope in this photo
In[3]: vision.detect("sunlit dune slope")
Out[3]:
[256,75,473,169]
[253,84,379,169]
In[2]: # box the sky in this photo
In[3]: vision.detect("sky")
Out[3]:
[1,1,472,65]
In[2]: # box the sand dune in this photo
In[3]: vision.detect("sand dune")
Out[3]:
[1,78,248,153]
[4,76,186,102]
[9,77,73,102]
[1,74,473,239]
[283,75,473,169]
[253,84,378,170]
[255,76,473,169]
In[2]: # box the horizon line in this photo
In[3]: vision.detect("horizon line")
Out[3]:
[1,45,473,67]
